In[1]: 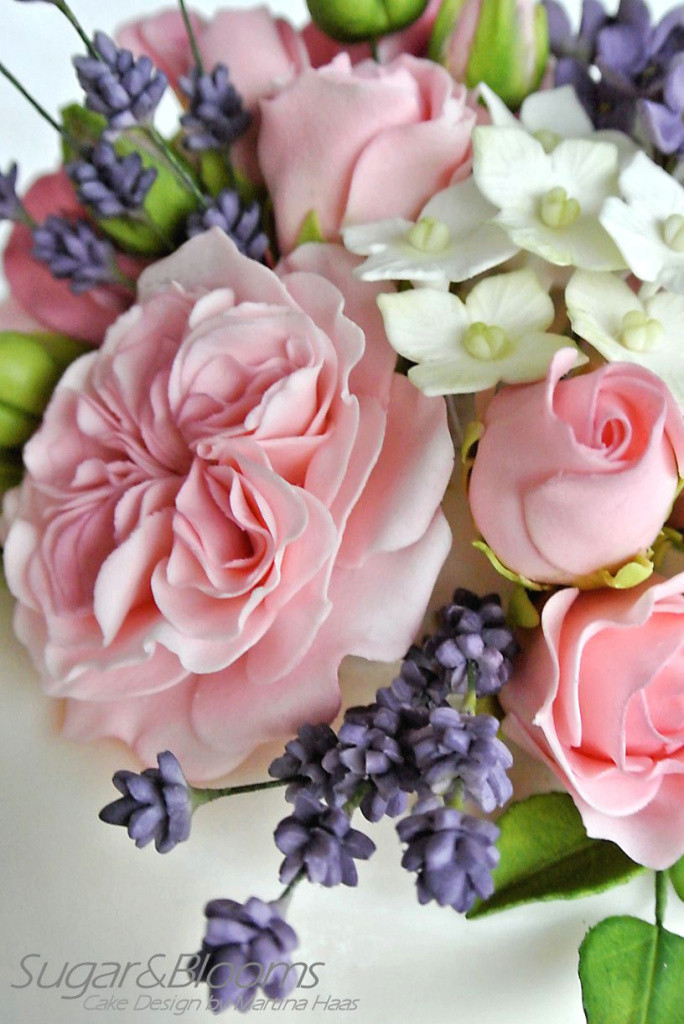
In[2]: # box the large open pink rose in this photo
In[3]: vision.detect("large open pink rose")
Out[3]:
[259,54,478,253]
[3,231,453,781]
[502,575,684,869]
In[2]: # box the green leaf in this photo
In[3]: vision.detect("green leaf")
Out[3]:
[670,855,684,902]
[579,916,684,1024]
[467,793,644,918]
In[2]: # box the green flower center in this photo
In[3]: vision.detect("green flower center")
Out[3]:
[540,186,581,228]
[406,217,450,254]
[533,129,562,154]
[662,214,684,253]
[463,322,510,360]
[619,309,663,352]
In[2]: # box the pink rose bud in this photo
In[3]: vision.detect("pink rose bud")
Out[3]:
[501,574,684,869]
[430,0,549,108]
[468,350,684,587]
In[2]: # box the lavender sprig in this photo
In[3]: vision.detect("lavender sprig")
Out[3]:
[32,216,131,294]
[186,189,269,262]
[0,163,29,223]
[99,751,192,853]
[67,141,157,219]
[74,32,167,130]
[180,64,251,151]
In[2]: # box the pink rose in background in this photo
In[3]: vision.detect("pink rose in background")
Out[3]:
[259,54,477,253]
[2,172,139,345]
[3,230,453,781]
[502,575,684,868]
[468,349,684,586]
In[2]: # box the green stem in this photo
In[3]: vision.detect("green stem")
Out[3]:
[191,777,288,809]
[54,0,98,57]
[277,870,305,909]
[463,662,479,714]
[178,0,204,74]
[445,780,464,810]
[343,782,371,817]
[370,37,380,61]
[655,871,668,929]
[0,61,79,149]
[148,126,207,206]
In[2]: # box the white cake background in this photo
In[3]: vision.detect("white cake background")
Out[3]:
[2,2,683,1022]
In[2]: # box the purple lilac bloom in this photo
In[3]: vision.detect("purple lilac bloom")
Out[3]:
[190,897,298,1013]
[186,189,269,262]
[274,791,375,887]
[99,751,192,853]
[397,807,500,913]
[0,163,24,222]
[74,32,167,130]
[268,723,343,806]
[180,64,251,151]
[430,589,517,698]
[32,216,119,294]
[640,54,684,156]
[408,708,513,812]
[67,141,157,219]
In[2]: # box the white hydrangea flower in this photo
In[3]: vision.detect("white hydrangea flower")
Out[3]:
[472,126,626,271]
[377,268,586,396]
[599,152,684,295]
[566,269,684,405]
[342,177,518,288]
[480,83,637,164]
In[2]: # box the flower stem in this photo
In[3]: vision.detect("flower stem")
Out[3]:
[178,0,204,75]
[148,126,208,206]
[54,0,98,57]
[0,61,79,150]
[343,782,371,817]
[655,870,667,929]
[276,870,305,911]
[191,777,288,809]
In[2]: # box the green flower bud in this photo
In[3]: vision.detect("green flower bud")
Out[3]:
[430,0,549,109]
[306,0,429,43]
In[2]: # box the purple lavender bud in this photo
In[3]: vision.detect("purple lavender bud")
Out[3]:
[376,643,450,714]
[180,64,251,151]
[190,897,298,1013]
[67,141,157,218]
[74,32,167,130]
[433,589,518,697]
[0,163,24,222]
[397,807,500,913]
[408,709,513,812]
[322,703,428,822]
[274,791,375,887]
[186,189,269,262]
[32,216,120,294]
[640,55,684,156]
[268,723,344,806]
[99,751,192,853]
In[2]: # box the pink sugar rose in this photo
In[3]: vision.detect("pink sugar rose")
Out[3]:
[2,230,453,781]
[258,54,478,253]
[468,350,684,586]
[2,171,140,345]
[502,575,684,868]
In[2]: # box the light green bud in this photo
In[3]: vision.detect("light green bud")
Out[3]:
[305,0,429,43]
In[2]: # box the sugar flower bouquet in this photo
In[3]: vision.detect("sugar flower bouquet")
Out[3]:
[2,0,684,1021]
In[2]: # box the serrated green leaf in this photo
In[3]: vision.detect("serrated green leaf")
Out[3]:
[467,793,644,918]
[579,916,684,1024]
[671,855,684,902]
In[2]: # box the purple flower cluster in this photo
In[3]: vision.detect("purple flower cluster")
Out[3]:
[32,216,119,294]
[67,141,157,219]
[269,589,517,911]
[190,898,298,1013]
[180,64,252,151]
[0,163,24,222]
[545,0,684,156]
[99,751,192,853]
[74,32,167,130]
[186,189,269,263]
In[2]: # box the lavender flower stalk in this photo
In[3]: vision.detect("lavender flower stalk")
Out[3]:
[74,32,167,130]
[0,163,28,223]
[186,189,269,262]
[99,751,192,853]
[67,142,157,219]
[32,217,130,294]
[180,64,252,151]
[274,792,375,887]
[190,897,299,1013]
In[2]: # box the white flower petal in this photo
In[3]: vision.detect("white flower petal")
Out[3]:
[599,196,673,282]
[497,210,624,270]
[521,86,593,139]
[550,139,620,212]
[619,151,684,221]
[478,83,519,129]
[566,270,642,347]
[377,289,470,362]
[473,126,551,212]
[421,177,499,235]
[465,268,554,335]
[343,219,414,256]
